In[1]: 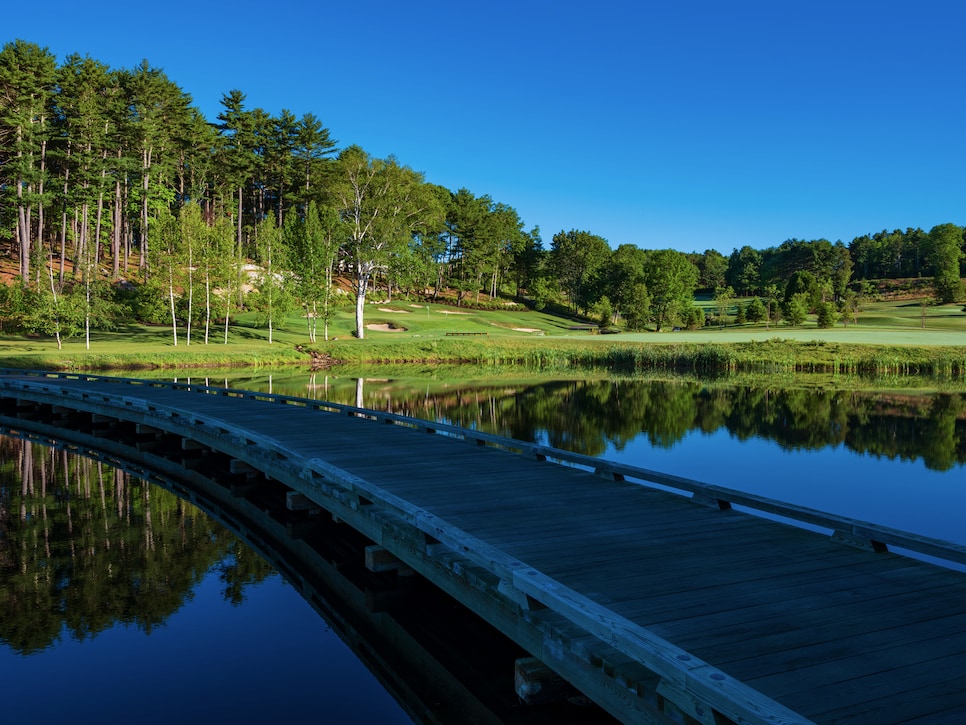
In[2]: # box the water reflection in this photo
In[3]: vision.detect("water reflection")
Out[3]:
[0,436,411,723]
[196,372,966,472]
[0,435,609,724]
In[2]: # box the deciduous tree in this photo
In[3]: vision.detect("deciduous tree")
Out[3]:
[928,223,964,303]
[642,249,699,331]
[549,229,611,315]
[331,146,443,338]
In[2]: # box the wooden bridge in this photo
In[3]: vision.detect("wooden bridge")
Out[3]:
[2,371,966,725]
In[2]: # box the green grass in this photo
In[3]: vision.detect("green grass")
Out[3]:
[0,296,964,376]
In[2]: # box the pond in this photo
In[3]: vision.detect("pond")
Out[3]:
[1,369,964,722]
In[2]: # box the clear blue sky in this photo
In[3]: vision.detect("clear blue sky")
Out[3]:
[7,0,965,254]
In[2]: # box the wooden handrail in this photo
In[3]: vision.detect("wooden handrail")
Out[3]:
[0,369,812,724]
[3,369,963,569]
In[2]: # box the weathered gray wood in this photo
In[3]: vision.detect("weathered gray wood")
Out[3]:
[514,656,578,705]
[365,545,415,574]
[4,370,966,725]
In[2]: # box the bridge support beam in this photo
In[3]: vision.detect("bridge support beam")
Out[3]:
[365,545,415,575]
[286,491,321,513]
[514,657,578,705]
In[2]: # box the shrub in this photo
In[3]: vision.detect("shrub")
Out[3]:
[816,301,838,328]
[745,297,766,323]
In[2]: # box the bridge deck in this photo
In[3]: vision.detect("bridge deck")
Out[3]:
[4,373,966,724]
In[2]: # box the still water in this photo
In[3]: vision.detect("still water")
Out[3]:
[0,441,412,724]
[1,370,964,723]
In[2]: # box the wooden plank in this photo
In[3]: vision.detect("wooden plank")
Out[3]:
[614,562,951,625]
[9,373,966,724]
[754,647,966,720]
[718,610,966,684]
[664,584,962,656]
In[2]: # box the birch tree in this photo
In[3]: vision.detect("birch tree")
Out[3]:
[156,209,180,345]
[331,146,443,338]
[204,216,234,344]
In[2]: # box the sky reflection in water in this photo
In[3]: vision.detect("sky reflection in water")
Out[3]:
[1,564,411,724]
[599,428,965,545]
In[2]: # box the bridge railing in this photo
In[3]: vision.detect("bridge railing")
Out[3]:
[6,368,966,571]
[1,368,818,724]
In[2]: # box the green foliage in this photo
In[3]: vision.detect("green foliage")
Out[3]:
[713,285,735,326]
[604,244,648,322]
[332,146,445,338]
[549,229,611,315]
[783,270,819,310]
[216,543,277,606]
[0,442,261,654]
[850,228,931,280]
[682,305,705,330]
[0,282,28,330]
[591,296,614,327]
[642,249,700,331]
[623,283,652,331]
[726,246,762,295]
[528,275,559,311]
[745,297,766,323]
[697,249,728,290]
[129,279,170,324]
[929,223,964,303]
[783,292,809,326]
[816,301,838,328]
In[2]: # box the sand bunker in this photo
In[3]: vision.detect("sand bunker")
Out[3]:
[378,307,410,313]
[366,323,407,332]
[438,310,470,315]
[513,327,541,333]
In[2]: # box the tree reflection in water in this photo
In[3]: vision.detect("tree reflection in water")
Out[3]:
[241,372,966,471]
[0,437,411,724]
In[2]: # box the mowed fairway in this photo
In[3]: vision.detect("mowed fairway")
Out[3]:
[0,296,962,371]
[355,298,966,347]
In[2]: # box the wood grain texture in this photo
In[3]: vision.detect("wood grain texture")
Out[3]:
[3,372,965,724]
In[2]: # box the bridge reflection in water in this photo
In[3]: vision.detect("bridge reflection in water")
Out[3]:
[5,372,966,725]
[0,431,608,725]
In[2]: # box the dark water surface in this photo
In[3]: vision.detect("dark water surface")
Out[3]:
[0,441,412,724]
[2,370,964,723]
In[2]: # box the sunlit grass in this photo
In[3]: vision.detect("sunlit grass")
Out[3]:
[0,296,963,375]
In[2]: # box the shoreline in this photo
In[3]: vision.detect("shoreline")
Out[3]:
[1,337,965,378]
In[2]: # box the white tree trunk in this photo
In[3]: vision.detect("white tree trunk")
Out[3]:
[168,264,178,346]
[355,291,366,339]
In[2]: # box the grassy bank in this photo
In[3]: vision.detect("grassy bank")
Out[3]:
[3,335,965,379]
[319,337,966,376]
[0,298,963,377]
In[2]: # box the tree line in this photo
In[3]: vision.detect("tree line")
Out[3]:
[1,39,964,343]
